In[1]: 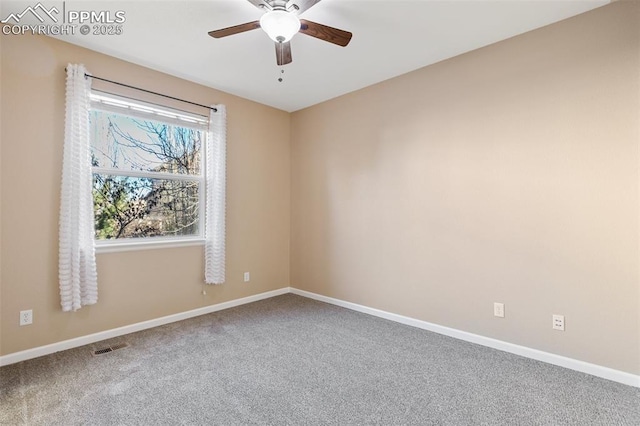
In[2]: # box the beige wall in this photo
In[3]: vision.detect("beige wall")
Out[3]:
[291,1,640,374]
[0,33,290,355]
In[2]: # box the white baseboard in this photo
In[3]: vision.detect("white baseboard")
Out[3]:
[3,286,638,388]
[289,288,640,388]
[0,287,289,367]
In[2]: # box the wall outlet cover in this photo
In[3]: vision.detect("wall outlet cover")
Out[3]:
[20,310,33,326]
[553,314,565,331]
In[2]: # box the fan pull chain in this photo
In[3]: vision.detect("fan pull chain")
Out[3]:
[276,41,285,82]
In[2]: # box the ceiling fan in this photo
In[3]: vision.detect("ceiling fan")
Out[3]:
[208,0,352,66]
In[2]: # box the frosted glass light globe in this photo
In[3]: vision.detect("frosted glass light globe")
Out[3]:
[260,10,301,43]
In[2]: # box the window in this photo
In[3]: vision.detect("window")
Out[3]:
[89,92,209,250]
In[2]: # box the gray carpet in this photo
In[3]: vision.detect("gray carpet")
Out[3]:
[1,294,638,425]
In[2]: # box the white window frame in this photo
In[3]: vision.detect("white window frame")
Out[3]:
[89,91,209,253]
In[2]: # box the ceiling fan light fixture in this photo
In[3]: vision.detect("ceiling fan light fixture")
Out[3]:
[260,10,301,43]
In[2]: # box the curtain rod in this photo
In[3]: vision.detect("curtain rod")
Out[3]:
[65,68,217,113]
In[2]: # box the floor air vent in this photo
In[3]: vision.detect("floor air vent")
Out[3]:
[92,343,129,356]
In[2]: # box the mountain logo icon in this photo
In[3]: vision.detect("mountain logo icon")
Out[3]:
[2,2,59,24]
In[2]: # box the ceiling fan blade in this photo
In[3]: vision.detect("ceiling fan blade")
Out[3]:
[208,21,261,38]
[275,41,293,65]
[299,19,352,47]
[289,0,322,15]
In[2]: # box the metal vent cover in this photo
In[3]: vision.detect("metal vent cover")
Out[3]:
[92,342,129,356]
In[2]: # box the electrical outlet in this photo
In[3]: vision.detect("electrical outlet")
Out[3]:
[553,314,565,331]
[20,310,33,326]
[493,302,505,318]
[243,272,250,282]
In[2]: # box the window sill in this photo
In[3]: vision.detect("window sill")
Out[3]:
[95,238,205,254]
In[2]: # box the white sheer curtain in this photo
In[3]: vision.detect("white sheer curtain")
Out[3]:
[59,64,98,311]
[205,105,226,284]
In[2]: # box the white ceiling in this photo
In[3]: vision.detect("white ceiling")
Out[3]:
[2,0,609,111]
